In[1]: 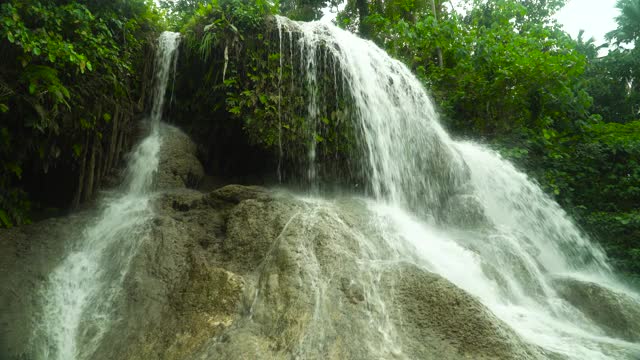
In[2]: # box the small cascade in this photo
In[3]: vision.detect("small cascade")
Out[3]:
[31,32,180,360]
[274,16,640,359]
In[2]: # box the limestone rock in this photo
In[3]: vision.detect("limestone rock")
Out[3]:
[554,277,640,342]
[156,125,204,190]
[0,185,553,360]
[383,263,542,359]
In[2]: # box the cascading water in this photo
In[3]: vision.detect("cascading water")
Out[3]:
[30,31,180,360]
[275,16,640,359]
[18,17,640,360]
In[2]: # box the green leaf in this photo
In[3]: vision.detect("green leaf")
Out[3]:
[7,32,14,43]
[79,118,91,129]
[0,210,12,228]
[86,62,92,71]
[73,143,82,157]
[7,163,22,178]
[0,104,8,113]
[28,83,37,94]
[33,47,41,56]
[103,113,111,122]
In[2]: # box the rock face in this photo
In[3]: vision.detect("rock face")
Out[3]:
[0,129,550,360]
[88,185,286,360]
[554,277,640,342]
[79,184,543,360]
[156,125,204,190]
[383,264,542,359]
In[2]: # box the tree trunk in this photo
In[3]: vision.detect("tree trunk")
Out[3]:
[71,135,90,209]
[83,133,97,203]
[105,105,120,176]
[430,0,444,68]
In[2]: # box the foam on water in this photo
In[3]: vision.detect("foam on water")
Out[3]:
[31,31,180,360]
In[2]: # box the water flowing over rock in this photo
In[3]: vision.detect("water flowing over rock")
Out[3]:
[27,183,547,360]
[553,277,640,343]
[271,16,640,359]
[2,18,640,360]
[7,31,181,360]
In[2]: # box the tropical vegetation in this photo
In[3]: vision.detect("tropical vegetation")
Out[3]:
[1,0,639,278]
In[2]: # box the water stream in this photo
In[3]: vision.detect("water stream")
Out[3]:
[275,16,640,359]
[31,31,180,360]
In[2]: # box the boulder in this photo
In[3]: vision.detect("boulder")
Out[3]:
[1,184,550,360]
[156,125,204,190]
[383,263,543,359]
[553,277,640,342]
[190,191,545,360]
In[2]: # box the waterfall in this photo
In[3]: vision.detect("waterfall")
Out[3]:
[275,17,640,359]
[31,32,180,360]
[20,17,640,360]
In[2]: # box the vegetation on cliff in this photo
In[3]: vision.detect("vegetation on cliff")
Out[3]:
[158,0,640,278]
[0,0,163,225]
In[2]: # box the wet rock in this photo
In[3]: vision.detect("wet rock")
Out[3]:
[383,263,543,359]
[208,184,270,204]
[221,194,299,272]
[554,277,640,342]
[197,196,388,360]
[78,185,294,360]
[195,195,545,360]
[156,125,204,190]
[2,184,553,360]
[340,278,365,304]
[439,193,488,229]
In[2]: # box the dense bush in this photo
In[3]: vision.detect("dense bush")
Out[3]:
[0,0,163,226]
[170,0,362,186]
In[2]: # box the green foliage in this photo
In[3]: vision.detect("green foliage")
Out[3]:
[173,0,362,183]
[279,0,330,21]
[607,0,640,46]
[350,0,587,137]
[0,0,163,226]
[590,0,640,124]
[159,0,208,30]
[177,0,279,142]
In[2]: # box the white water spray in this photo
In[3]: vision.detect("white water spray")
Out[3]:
[276,17,640,358]
[31,32,180,360]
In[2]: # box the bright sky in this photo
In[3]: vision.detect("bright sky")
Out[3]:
[555,0,620,45]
